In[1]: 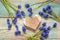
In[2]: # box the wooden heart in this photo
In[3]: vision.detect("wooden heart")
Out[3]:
[23,15,42,31]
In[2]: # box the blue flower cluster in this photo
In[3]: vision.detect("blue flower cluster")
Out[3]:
[15,30,21,35]
[43,4,52,14]
[25,4,33,17]
[7,17,26,36]
[39,22,57,40]
[39,4,53,19]
[39,12,49,19]
[16,10,23,19]
[14,25,26,35]
[13,4,33,35]
[7,19,12,30]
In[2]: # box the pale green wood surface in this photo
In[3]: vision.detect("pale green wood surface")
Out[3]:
[0,0,60,40]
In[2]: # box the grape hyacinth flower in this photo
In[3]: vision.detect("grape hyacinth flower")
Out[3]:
[15,25,19,30]
[47,9,52,14]
[12,18,17,24]
[16,10,21,17]
[14,30,21,35]
[22,26,26,33]
[53,23,57,28]
[39,12,43,16]
[7,19,12,30]
[43,14,49,19]
[21,11,25,17]
[16,10,22,19]
[7,19,10,24]
[39,27,44,31]
[39,22,47,31]
[25,4,30,8]
[29,12,33,17]
[40,37,44,40]
[39,26,46,31]
[19,15,23,19]
[28,8,32,12]
[42,22,46,27]
[41,31,49,38]
[43,8,47,12]
[43,28,49,33]
[47,26,51,30]
[8,24,12,30]
[46,4,51,10]
[18,5,21,9]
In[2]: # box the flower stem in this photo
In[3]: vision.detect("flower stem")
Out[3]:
[5,0,18,11]
[1,0,13,19]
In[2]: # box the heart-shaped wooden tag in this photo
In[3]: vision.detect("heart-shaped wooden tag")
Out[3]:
[23,15,42,31]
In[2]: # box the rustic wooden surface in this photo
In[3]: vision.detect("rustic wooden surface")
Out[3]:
[0,17,60,40]
[0,0,60,40]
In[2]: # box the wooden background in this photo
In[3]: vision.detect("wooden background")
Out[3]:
[0,0,60,40]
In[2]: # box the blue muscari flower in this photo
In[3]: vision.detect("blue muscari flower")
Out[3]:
[43,14,49,18]
[39,26,49,33]
[43,28,48,31]
[47,9,52,13]
[18,5,21,9]
[16,10,21,17]
[7,19,10,24]
[16,10,23,19]
[39,27,46,31]
[19,15,23,19]
[41,32,46,37]
[14,30,21,35]
[43,28,49,33]
[15,25,19,30]
[41,31,49,38]
[53,23,57,28]
[29,12,33,17]
[43,8,47,12]
[28,8,32,12]
[12,18,17,24]
[39,12,43,16]
[42,22,46,26]
[8,24,12,30]
[47,26,51,30]
[46,4,51,10]
[39,27,43,30]
[21,11,25,16]
[25,4,30,8]
[22,26,26,33]
[39,23,46,31]
[40,37,44,40]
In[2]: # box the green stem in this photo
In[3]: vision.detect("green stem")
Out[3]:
[48,13,60,22]
[31,0,49,6]
[51,12,60,20]
[33,0,52,11]
[25,30,41,40]
[49,16,60,22]
[38,0,52,8]
[5,0,18,11]
[32,0,60,22]
[32,30,42,37]
[1,0,13,19]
